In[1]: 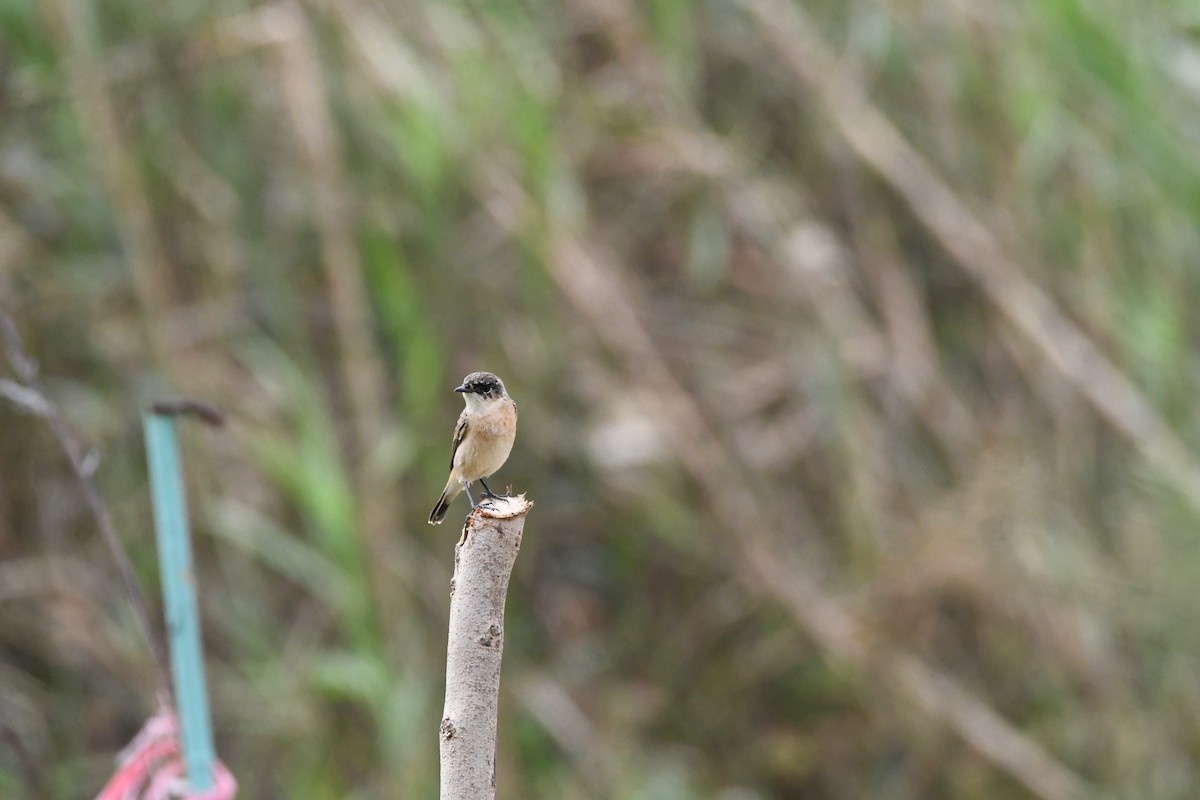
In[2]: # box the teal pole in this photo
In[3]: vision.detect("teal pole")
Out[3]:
[145,414,216,791]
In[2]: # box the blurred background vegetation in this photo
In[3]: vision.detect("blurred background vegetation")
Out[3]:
[3,0,1200,797]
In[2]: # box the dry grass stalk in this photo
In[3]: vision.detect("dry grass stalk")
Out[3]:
[739,0,1200,513]
[44,0,175,372]
[546,234,1091,800]
[274,1,402,639]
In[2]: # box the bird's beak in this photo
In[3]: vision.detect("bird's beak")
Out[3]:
[454,384,470,393]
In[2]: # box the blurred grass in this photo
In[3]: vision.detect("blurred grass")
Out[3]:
[3,0,1200,797]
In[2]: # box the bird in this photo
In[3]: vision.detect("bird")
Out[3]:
[428,371,518,524]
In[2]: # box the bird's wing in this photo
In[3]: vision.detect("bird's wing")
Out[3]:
[449,410,469,469]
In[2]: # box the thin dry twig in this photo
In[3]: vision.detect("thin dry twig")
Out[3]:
[0,311,172,705]
[0,379,54,417]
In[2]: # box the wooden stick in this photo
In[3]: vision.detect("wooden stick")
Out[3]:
[440,496,531,800]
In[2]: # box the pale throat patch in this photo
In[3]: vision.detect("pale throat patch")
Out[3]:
[463,393,504,415]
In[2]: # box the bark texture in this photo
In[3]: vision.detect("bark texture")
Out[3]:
[440,495,531,800]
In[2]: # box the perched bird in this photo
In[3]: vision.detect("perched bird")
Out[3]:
[428,371,518,524]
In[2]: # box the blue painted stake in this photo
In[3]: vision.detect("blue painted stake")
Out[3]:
[145,414,216,791]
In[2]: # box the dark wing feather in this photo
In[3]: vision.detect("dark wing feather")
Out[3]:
[449,411,469,469]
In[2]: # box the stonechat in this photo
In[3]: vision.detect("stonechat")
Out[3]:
[428,371,518,524]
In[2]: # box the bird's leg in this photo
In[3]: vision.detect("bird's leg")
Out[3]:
[479,478,503,500]
[466,480,499,512]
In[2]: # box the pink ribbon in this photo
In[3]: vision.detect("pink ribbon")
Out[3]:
[96,709,236,800]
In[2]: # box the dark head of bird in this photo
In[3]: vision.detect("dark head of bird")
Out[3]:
[454,371,506,399]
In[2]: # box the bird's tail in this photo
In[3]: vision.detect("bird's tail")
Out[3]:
[428,481,460,525]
